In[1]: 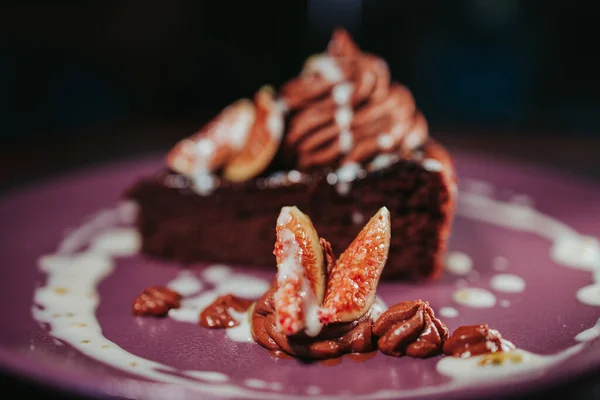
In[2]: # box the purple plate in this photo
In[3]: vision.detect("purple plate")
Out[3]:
[0,152,599,400]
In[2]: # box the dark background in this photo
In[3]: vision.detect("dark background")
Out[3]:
[1,0,600,190]
[0,0,599,398]
[2,0,600,139]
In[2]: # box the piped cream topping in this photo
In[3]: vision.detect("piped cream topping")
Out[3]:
[332,82,354,105]
[302,55,344,82]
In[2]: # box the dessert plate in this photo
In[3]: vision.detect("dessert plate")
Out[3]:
[0,152,599,400]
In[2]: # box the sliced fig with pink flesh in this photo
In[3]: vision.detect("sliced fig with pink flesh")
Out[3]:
[223,86,284,182]
[318,206,391,324]
[166,98,256,176]
[273,206,326,336]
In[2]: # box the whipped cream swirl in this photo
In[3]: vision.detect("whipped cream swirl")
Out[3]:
[280,29,428,171]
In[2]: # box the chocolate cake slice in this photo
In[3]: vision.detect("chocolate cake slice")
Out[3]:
[124,29,457,280]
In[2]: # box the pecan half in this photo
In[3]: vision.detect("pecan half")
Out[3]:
[200,294,253,329]
[132,286,182,317]
[443,324,515,358]
[373,300,448,358]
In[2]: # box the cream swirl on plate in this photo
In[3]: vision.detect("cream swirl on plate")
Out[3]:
[280,29,428,170]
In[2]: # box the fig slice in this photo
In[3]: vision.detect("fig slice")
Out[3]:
[166,98,256,176]
[318,206,391,324]
[273,206,326,336]
[223,86,284,182]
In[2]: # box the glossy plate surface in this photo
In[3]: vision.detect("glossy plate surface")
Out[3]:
[0,153,599,400]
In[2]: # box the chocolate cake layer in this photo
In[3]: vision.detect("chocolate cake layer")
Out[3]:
[125,140,456,280]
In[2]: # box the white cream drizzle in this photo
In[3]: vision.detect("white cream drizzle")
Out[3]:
[333,162,365,196]
[244,378,283,391]
[88,227,141,257]
[220,106,256,151]
[422,158,444,172]
[332,82,354,105]
[453,288,496,308]
[219,278,270,298]
[445,252,473,276]
[461,178,495,197]
[267,110,284,141]
[326,172,338,186]
[377,134,394,150]
[369,297,389,322]
[191,172,217,196]
[226,309,255,343]
[456,189,600,307]
[306,385,322,395]
[303,55,344,83]
[368,153,399,172]
[489,274,526,293]
[574,319,600,342]
[332,82,355,156]
[287,170,302,183]
[194,138,216,160]
[438,307,459,318]
[437,345,584,384]
[404,130,422,150]
[576,284,600,306]
[184,370,229,382]
[167,271,203,296]
[458,191,600,271]
[56,201,138,255]
[338,130,354,154]
[275,98,289,114]
[551,235,600,271]
[202,264,231,283]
